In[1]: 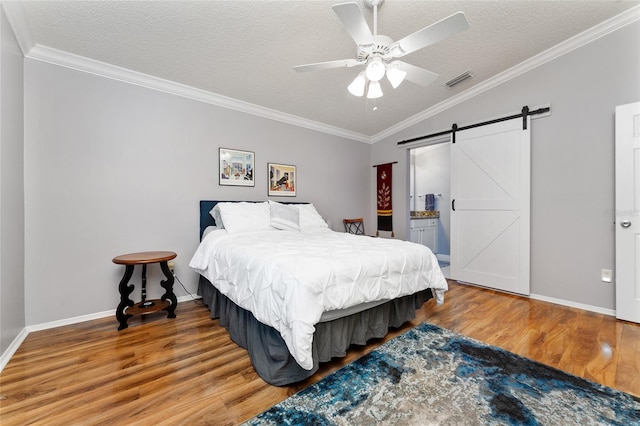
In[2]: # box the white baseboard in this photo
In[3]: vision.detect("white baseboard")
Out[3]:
[26,295,200,332]
[454,281,616,317]
[0,327,29,373]
[1,295,201,373]
[26,308,115,332]
[436,254,450,262]
[176,294,203,308]
[176,294,202,304]
[529,293,616,317]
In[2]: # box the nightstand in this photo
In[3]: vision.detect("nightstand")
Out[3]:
[113,251,177,330]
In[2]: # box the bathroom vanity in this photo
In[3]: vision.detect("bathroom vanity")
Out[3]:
[409,211,439,254]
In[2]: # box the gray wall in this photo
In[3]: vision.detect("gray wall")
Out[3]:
[371,21,640,310]
[0,7,25,354]
[23,60,370,326]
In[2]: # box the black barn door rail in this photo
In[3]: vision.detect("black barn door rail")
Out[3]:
[397,105,550,146]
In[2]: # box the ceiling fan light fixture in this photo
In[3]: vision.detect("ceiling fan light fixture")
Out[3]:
[367,81,383,99]
[347,72,366,97]
[386,65,407,89]
[365,57,385,82]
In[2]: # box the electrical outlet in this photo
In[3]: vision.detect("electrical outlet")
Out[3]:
[168,261,175,273]
[601,269,613,283]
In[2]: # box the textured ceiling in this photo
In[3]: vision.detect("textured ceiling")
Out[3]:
[16,0,640,139]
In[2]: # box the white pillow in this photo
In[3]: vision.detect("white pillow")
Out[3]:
[209,204,225,229]
[297,204,329,231]
[269,201,300,231]
[216,202,272,234]
[202,226,219,239]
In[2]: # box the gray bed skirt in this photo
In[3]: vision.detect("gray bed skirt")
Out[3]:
[197,276,433,386]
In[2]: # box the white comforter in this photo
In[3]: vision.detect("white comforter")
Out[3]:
[189,228,448,370]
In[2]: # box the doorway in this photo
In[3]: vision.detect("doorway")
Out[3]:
[409,140,451,275]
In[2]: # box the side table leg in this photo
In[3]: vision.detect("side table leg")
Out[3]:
[116,265,135,330]
[159,261,177,318]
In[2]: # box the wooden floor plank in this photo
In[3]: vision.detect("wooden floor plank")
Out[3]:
[1,282,638,425]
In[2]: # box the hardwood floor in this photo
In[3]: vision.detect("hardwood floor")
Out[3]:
[1,281,639,425]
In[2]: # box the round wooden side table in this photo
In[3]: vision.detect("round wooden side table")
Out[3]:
[113,251,177,330]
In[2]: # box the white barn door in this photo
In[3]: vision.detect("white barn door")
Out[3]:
[615,102,640,323]
[450,117,531,295]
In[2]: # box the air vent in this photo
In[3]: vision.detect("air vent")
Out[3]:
[445,70,472,87]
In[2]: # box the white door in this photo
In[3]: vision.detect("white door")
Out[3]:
[450,117,531,295]
[615,102,640,323]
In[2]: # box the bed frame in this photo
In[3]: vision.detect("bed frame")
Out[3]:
[196,200,433,385]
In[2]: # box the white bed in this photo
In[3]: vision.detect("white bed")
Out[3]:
[190,200,448,384]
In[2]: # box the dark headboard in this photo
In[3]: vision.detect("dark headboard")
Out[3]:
[199,200,223,238]
[199,200,308,239]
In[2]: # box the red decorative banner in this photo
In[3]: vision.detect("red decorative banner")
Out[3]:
[376,162,393,236]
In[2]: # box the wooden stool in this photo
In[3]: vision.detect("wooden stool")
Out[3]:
[343,218,365,235]
[113,251,177,330]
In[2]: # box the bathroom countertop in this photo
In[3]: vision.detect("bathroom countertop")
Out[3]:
[410,210,440,219]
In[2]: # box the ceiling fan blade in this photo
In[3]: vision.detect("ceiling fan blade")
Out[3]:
[332,2,374,46]
[391,11,469,57]
[395,61,439,87]
[293,59,362,73]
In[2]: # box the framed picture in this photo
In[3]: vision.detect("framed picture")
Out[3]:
[268,163,296,197]
[219,148,255,187]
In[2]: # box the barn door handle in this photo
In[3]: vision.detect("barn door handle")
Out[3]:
[621,220,632,228]
[452,199,456,211]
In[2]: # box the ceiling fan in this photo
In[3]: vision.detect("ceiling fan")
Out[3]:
[293,0,469,99]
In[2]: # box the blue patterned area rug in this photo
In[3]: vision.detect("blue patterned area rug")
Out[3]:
[244,323,640,425]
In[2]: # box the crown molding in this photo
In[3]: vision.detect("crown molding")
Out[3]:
[1,1,35,56]
[371,4,640,143]
[26,44,372,143]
